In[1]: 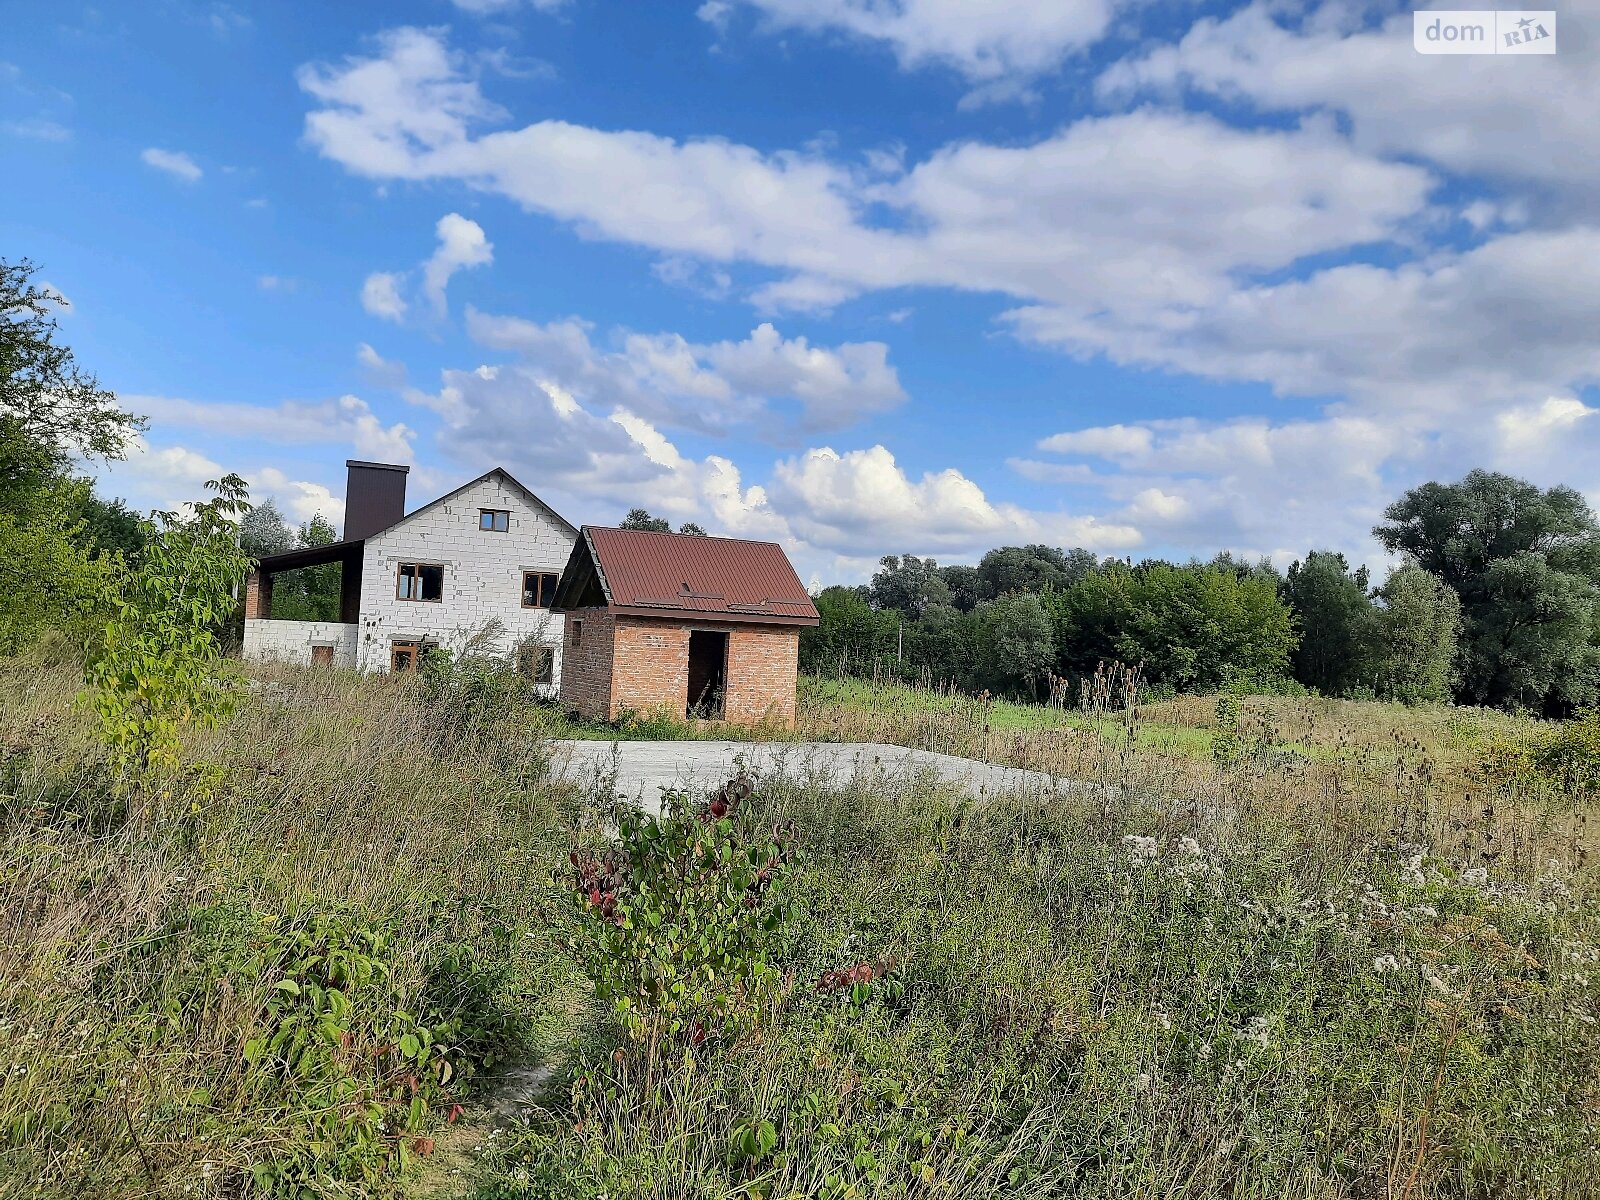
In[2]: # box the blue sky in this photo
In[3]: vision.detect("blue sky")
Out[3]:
[7,0,1600,582]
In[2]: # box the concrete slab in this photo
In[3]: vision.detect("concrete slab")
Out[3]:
[548,739,1077,809]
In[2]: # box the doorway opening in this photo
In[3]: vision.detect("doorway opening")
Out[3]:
[310,644,334,667]
[390,641,419,673]
[686,630,728,719]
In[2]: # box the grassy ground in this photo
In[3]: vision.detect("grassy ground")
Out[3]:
[2,654,1597,1199]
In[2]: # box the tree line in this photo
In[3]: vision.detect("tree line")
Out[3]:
[803,471,1600,714]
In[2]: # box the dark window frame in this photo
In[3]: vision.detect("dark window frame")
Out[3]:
[521,570,560,609]
[479,508,510,532]
[396,561,445,603]
[571,619,583,649]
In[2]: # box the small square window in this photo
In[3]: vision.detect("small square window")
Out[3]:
[480,509,510,532]
[397,562,444,602]
[516,642,555,685]
[522,571,559,609]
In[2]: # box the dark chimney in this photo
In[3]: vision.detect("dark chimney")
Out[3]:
[344,460,409,541]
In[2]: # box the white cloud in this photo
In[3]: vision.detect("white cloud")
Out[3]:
[361,271,408,321]
[706,0,1114,100]
[1495,396,1597,456]
[449,0,571,12]
[141,147,202,183]
[465,309,906,435]
[361,213,494,323]
[298,31,1434,324]
[770,444,1139,557]
[1097,3,1600,194]
[130,393,416,463]
[249,468,342,526]
[357,342,408,387]
[257,275,297,293]
[1005,226,1600,416]
[3,118,70,141]
[421,212,493,315]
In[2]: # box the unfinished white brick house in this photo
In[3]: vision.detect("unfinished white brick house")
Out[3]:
[242,461,577,684]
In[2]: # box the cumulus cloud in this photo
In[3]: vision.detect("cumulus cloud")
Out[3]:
[770,444,1139,557]
[421,213,493,315]
[141,147,202,182]
[361,212,493,322]
[251,467,343,525]
[464,309,905,435]
[361,272,408,321]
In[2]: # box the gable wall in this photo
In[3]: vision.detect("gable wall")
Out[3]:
[356,474,575,674]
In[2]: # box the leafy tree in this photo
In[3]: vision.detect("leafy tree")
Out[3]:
[0,483,116,653]
[1046,561,1134,677]
[939,564,988,612]
[1369,564,1461,704]
[621,508,671,532]
[240,496,294,559]
[981,591,1055,699]
[85,475,254,783]
[1282,551,1374,695]
[1,258,144,464]
[0,259,144,653]
[69,489,147,560]
[869,554,949,615]
[905,602,985,688]
[800,585,897,674]
[1063,563,1297,693]
[621,508,705,535]
[976,544,1092,598]
[1375,471,1600,709]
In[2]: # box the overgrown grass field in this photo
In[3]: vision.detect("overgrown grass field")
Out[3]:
[2,652,1598,1198]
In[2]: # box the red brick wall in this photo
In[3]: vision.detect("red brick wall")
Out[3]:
[558,611,801,728]
[611,618,691,717]
[557,608,616,721]
[244,570,272,620]
[724,623,800,726]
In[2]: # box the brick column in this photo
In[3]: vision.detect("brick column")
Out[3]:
[244,569,272,620]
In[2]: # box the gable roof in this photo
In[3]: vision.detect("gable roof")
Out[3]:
[253,466,576,574]
[550,526,819,626]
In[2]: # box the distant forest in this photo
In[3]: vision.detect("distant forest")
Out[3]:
[801,471,1600,716]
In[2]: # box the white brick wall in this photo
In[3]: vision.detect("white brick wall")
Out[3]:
[243,619,358,667]
[354,474,575,679]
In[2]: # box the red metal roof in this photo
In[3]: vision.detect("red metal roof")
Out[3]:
[581,526,819,626]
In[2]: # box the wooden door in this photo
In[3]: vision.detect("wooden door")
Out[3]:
[310,645,334,667]
[390,643,418,673]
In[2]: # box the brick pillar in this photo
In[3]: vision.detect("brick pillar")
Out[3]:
[244,569,272,620]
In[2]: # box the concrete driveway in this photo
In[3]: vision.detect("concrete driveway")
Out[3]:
[548,739,1076,807]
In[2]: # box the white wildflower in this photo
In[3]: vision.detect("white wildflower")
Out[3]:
[1132,1072,1151,1093]
[1242,1016,1272,1049]
[1423,968,1454,997]
[1373,954,1402,973]
[1122,834,1159,864]
[1176,836,1204,857]
[1462,867,1489,887]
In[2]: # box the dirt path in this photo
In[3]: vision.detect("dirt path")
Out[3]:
[549,739,1078,808]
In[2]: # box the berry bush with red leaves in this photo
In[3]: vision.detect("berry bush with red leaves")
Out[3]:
[563,769,798,1068]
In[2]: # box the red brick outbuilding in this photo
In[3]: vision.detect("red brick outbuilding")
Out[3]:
[549,527,819,727]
